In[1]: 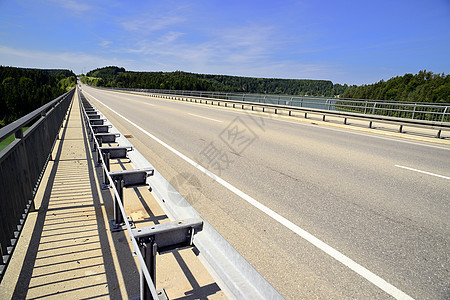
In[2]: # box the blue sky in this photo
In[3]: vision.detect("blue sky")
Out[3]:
[0,0,449,85]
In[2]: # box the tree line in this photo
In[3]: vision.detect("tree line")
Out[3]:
[83,66,348,97]
[83,66,449,104]
[0,66,76,126]
[341,70,449,103]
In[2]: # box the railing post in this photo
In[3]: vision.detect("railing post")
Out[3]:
[14,128,23,139]
[139,238,157,300]
[412,104,416,119]
[103,152,110,188]
[441,106,448,123]
[371,103,377,115]
[113,179,125,226]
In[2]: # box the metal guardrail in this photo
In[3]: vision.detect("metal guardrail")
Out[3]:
[89,85,450,138]
[0,88,75,281]
[80,89,284,299]
[96,87,450,123]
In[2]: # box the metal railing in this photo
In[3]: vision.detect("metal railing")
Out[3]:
[0,89,75,281]
[99,87,450,123]
[80,89,284,299]
[104,88,449,138]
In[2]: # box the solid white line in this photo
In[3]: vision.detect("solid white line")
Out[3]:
[84,90,414,300]
[395,165,450,180]
[188,113,222,122]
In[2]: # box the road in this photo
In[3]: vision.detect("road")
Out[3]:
[81,85,450,299]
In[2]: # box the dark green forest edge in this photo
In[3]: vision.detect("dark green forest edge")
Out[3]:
[82,67,450,104]
[0,66,76,127]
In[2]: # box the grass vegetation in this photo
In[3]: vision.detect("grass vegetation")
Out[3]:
[0,127,28,151]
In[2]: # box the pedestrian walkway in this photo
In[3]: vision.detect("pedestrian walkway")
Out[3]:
[0,90,139,299]
[0,89,224,299]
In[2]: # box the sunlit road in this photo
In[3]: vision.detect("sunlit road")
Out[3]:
[82,85,450,299]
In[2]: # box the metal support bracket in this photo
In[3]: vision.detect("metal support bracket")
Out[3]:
[91,124,112,133]
[132,218,203,300]
[86,111,100,116]
[89,119,106,125]
[87,114,101,120]
[108,168,154,231]
[94,133,120,145]
[98,146,133,183]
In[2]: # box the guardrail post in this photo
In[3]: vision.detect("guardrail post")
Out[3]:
[371,103,377,115]
[412,104,416,119]
[399,125,403,133]
[139,238,157,300]
[103,152,110,188]
[113,179,125,226]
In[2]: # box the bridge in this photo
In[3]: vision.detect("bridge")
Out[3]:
[0,84,449,299]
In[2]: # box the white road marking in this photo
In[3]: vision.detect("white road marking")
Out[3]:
[84,89,414,300]
[395,165,450,180]
[188,113,222,123]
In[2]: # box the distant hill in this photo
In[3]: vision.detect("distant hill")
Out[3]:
[0,66,76,126]
[84,66,348,97]
[341,70,450,103]
[83,66,450,103]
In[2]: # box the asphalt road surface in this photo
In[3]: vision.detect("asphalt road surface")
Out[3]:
[81,85,450,299]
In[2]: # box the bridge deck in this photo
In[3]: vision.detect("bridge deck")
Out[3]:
[0,90,223,299]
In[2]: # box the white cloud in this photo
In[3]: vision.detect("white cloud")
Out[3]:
[121,15,183,33]
[48,0,93,13]
[99,40,113,48]
[0,45,131,74]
